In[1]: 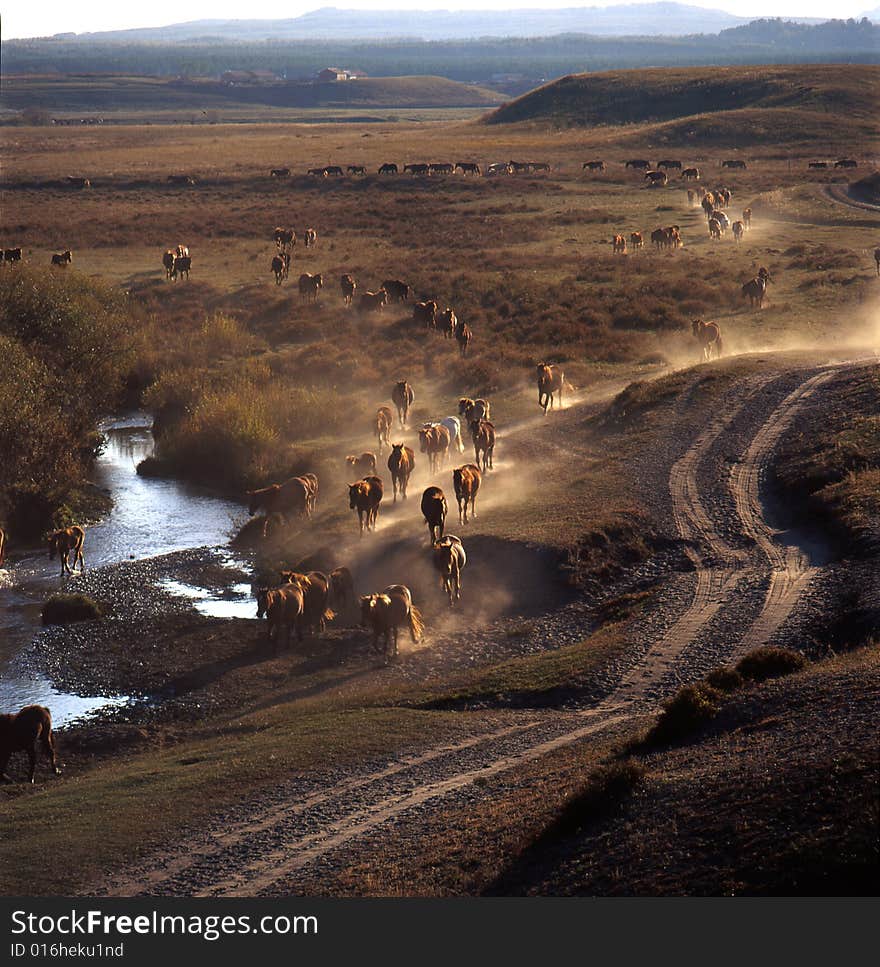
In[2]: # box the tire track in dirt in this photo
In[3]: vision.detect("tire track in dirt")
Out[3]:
[730,371,836,655]
[100,364,853,897]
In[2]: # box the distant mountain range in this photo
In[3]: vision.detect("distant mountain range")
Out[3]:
[47,4,833,43]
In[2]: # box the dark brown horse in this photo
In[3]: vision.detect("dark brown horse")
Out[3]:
[453,464,482,525]
[432,535,466,608]
[349,476,384,536]
[1,705,61,784]
[359,585,423,662]
[387,443,415,502]
[421,486,447,544]
[392,380,415,426]
[256,583,304,649]
[470,420,495,472]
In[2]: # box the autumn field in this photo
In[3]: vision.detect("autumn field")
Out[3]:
[0,63,878,896]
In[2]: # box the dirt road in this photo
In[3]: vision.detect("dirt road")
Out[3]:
[98,360,858,897]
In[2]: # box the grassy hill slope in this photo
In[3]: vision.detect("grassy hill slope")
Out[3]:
[485,63,879,128]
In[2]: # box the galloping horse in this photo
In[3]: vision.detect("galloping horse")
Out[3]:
[453,465,481,525]
[419,423,451,474]
[432,535,466,607]
[349,476,384,536]
[421,486,448,544]
[392,380,415,427]
[359,585,423,662]
[387,443,415,502]
[537,363,564,412]
[692,319,723,361]
[47,526,85,576]
[375,406,393,455]
[470,420,495,472]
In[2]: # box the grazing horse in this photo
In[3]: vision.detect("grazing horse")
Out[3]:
[421,486,448,544]
[359,585,423,662]
[682,167,700,181]
[455,162,482,175]
[392,380,414,427]
[347,165,367,175]
[582,160,606,171]
[438,307,457,339]
[346,452,377,477]
[47,526,85,576]
[413,301,437,328]
[625,159,651,170]
[51,250,72,266]
[359,289,387,313]
[742,276,767,309]
[298,273,322,302]
[382,279,410,303]
[378,163,399,174]
[256,584,304,649]
[375,405,393,454]
[340,274,357,305]
[247,476,310,537]
[537,363,564,413]
[0,705,61,784]
[349,476,383,536]
[692,319,723,361]
[645,170,668,187]
[329,566,355,612]
[162,250,176,279]
[419,424,450,474]
[454,320,472,357]
[721,159,747,169]
[387,443,415,502]
[270,168,291,177]
[458,397,491,424]
[453,464,481,525]
[433,535,466,607]
[470,419,495,473]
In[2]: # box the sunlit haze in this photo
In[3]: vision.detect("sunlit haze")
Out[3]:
[2,1,873,41]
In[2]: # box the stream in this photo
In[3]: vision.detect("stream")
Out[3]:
[0,414,251,726]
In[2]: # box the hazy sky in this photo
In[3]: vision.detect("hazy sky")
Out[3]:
[1,1,871,41]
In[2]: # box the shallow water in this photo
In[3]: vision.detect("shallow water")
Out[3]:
[0,414,248,726]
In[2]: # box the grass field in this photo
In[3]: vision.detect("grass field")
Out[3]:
[1,63,878,894]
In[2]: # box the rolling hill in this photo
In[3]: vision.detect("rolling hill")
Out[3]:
[485,63,880,131]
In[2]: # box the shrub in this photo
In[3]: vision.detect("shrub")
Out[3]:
[42,594,103,625]
[736,647,807,682]
[645,682,724,746]
[705,666,745,692]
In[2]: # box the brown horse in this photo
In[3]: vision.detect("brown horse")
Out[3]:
[742,276,767,309]
[537,363,564,412]
[247,476,310,537]
[282,571,335,635]
[349,476,384,536]
[375,405,393,455]
[360,585,423,661]
[454,320,472,357]
[432,535,466,607]
[692,319,723,360]
[453,464,482,524]
[256,583,305,649]
[329,566,355,613]
[346,452,377,476]
[470,420,495,472]
[340,274,357,305]
[1,705,61,784]
[419,423,450,474]
[387,443,415,502]
[458,397,491,423]
[47,526,85,576]
[421,486,448,544]
[392,380,415,426]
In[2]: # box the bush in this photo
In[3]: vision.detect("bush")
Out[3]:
[645,682,724,746]
[42,594,103,625]
[736,647,807,682]
[705,666,744,692]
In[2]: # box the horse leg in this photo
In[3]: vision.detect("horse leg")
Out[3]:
[42,730,59,775]
[27,743,37,784]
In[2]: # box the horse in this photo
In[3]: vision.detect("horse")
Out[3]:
[346,452,377,477]
[537,363,564,413]
[421,486,448,544]
[375,405,393,455]
[742,276,767,309]
[301,472,319,514]
[47,526,85,576]
[433,535,466,608]
[453,464,481,525]
[349,476,383,536]
[281,570,335,635]
[692,319,723,361]
[458,398,491,424]
[470,419,495,473]
[256,583,304,649]
[392,380,414,427]
[418,423,450,474]
[329,566,355,613]
[387,443,415,502]
[454,320,472,357]
[340,274,357,305]
[163,250,176,279]
[359,585,423,662]
[246,476,310,537]
[0,705,61,784]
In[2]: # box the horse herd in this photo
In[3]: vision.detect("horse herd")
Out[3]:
[271,161,550,178]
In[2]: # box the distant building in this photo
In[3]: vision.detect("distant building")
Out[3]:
[317,67,359,82]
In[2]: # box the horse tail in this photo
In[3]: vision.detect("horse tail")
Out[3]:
[408,605,424,643]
